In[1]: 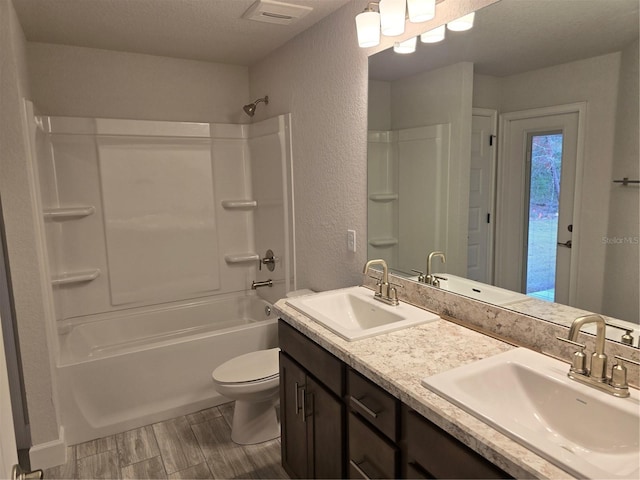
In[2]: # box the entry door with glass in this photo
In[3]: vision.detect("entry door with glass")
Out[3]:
[495,109,580,304]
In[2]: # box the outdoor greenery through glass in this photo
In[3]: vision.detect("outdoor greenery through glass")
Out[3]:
[526,133,563,299]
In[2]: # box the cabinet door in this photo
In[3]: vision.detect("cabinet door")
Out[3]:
[307,375,345,479]
[280,353,309,479]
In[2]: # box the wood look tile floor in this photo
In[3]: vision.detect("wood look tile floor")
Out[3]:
[45,403,288,480]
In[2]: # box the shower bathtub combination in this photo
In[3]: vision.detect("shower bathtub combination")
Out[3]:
[26,105,295,447]
[57,294,277,444]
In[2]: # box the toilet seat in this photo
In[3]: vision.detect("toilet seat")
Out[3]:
[212,347,280,385]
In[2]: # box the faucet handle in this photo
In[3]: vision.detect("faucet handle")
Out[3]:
[609,355,640,391]
[614,355,640,367]
[556,337,587,374]
[606,322,636,346]
[411,269,426,282]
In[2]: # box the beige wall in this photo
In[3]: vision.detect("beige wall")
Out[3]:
[604,39,640,323]
[474,52,622,316]
[248,1,370,292]
[27,43,250,123]
[0,0,59,445]
[249,1,489,291]
[502,52,620,316]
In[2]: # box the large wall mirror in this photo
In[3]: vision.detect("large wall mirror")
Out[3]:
[367,0,639,347]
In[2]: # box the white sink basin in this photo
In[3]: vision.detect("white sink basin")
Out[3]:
[421,348,639,479]
[286,286,439,341]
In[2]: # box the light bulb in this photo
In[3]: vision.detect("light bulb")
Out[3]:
[447,12,475,32]
[355,9,381,48]
[407,0,436,23]
[394,36,417,54]
[380,0,406,36]
[420,25,445,43]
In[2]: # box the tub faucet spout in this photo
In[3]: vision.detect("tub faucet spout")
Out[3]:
[251,279,273,289]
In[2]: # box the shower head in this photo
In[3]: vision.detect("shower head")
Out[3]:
[243,96,269,117]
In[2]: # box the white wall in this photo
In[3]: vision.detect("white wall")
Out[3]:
[27,43,250,124]
[248,1,370,291]
[603,39,639,323]
[0,0,59,446]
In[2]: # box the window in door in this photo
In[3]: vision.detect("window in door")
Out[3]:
[524,132,563,301]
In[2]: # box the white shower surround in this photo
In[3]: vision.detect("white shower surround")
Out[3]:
[28,112,294,448]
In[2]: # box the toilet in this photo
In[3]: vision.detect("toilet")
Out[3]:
[211,290,314,445]
[211,347,281,445]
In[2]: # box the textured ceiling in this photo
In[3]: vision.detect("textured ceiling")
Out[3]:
[369,0,640,81]
[12,0,352,65]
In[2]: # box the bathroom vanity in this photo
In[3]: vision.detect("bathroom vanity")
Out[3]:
[274,290,633,479]
[278,320,510,479]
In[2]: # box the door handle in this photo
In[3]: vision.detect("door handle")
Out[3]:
[12,465,43,480]
[557,239,572,248]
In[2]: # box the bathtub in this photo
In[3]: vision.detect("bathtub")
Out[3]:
[56,293,277,445]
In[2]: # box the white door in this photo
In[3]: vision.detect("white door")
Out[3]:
[468,109,497,283]
[496,106,581,304]
[0,311,19,479]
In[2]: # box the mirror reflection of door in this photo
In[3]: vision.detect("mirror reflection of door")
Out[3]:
[468,109,497,284]
[496,107,580,304]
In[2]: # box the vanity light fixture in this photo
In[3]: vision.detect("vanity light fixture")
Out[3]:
[394,36,417,54]
[355,3,381,47]
[355,0,436,48]
[420,24,445,43]
[407,0,436,23]
[447,11,475,31]
[355,1,474,50]
[380,0,406,36]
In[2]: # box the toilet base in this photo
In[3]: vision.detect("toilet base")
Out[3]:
[231,398,280,445]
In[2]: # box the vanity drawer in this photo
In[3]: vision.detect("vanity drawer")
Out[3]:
[348,412,398,479]
[348,368,399,441]
[403,408,511,479]
[278,320,344,396]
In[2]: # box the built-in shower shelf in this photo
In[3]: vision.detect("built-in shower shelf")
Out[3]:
[221,200,258,210]
[368,238,399,248]
[43,206,95,220]
[224,253,260,264]
[369,193,398,202]
[52,269,101,286]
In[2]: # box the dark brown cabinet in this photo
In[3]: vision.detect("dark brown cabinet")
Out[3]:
[279,320,512,480]
[279,322,345,479]
[401,407,511,479]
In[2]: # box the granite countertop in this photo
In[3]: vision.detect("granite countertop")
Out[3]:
[274,297,574,480]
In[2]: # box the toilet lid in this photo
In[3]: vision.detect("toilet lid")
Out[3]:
[212,347,280,384]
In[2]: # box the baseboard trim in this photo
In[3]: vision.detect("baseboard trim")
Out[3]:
[29,426,66,470]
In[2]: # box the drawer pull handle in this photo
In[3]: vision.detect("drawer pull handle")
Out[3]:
[294,382,302,414]
[349,460,372,480]
[350,396,379,419]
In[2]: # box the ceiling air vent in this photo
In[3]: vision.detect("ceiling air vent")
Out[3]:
[242,0,313,25]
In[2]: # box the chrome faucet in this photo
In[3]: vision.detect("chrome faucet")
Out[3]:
[558,314,640,397]
[568,314,607,380]
[426,251,446,286]
[362,259,399,306]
